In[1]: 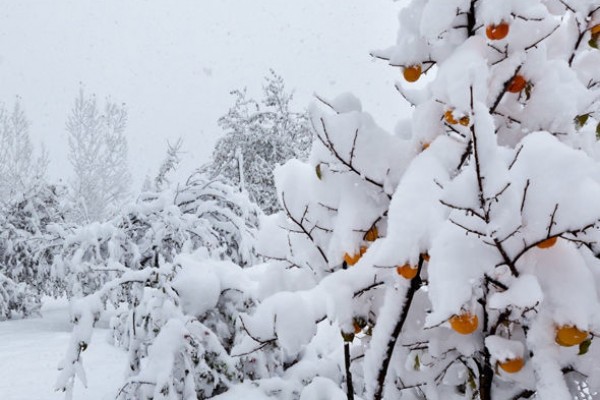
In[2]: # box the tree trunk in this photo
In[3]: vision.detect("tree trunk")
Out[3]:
[373,259,423,400]
[478,350,494,400]
[344,342,355,400]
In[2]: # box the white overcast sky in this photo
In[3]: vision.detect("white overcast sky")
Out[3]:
[0,0,409,188]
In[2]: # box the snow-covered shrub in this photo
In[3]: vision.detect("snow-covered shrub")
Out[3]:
[55,173,264,399]
[209,70,313,215]
[237,1,600,400]
[52,172,260,299]
[176,171,260,268]
[0,274,40,320]
[107,255,252,400]
[0,183,71,317]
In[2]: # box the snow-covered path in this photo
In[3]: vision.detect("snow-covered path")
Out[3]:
[0,299,127,400]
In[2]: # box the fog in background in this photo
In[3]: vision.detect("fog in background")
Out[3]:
[0,0,409,188]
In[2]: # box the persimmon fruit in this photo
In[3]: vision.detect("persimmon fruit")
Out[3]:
[403,65,422,82]
[486,22,510,40]
[344,246,367,266]
[555,325,589,347]
[459,116,470,126]
[537,236,557,249]
[507,75,527,93]
[498,358,524,374]
[364,226,378,242]
[444,110,458,125]
[396,263,418,279]
[450,312,478,335]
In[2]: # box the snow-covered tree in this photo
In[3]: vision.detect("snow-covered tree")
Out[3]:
[0,100,52,319]
[235,2,600,400]
[0,183,71,319]
[154,138,183,192]
[67,89,131,222]
[209,70,313,215]
[55,171,263,399]
[0,100,48,202]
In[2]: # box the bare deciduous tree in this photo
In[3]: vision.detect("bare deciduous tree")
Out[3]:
[67,89,131,222]
[0,100,48,202]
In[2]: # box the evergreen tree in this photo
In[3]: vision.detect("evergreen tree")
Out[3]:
[209,71,312,215]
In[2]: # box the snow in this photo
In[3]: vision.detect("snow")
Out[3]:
[299,377,346,400]
[171,258,221,317]
[274,293,317,356]
[485,335,525,362]
[325,93,363,113]
[488,274,543,311]
[0,298,126,400]
[5,1,600,400]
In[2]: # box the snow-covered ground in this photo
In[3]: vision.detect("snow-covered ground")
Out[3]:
[0,298,126,400]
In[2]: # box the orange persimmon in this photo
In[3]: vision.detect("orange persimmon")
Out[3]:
[403,65,422,82]
[344,246,367,266]
[498,357,524,374]
[396,263,418,279]
[444,110,458,125]
[537,236,558,249]
[507,75,527,93]
[486,22,510,40]
[450,312,479,335]
[555,325,589,347]
[364,226,378,242]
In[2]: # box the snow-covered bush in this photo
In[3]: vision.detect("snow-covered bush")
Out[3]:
[209,70,313,215]
[52,171,260,298]
[236,2,600,400]
[0,183,71,318]
[55,173,264,399]
[0,274,40,320]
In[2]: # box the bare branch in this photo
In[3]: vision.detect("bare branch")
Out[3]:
[281,192,329,265]
[520,180,530,213]
[318,118,388,195]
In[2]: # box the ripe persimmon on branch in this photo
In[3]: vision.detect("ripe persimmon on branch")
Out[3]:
[197,2,600,400]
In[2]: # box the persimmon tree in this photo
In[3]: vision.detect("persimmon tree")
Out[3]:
[237,1,600,400]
